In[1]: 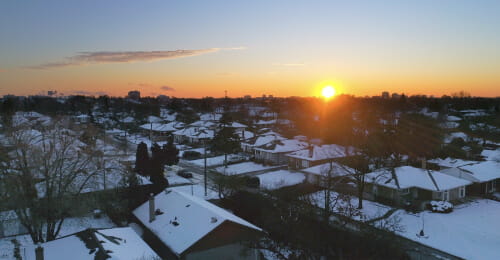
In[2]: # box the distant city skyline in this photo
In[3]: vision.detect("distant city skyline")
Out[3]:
[1,0,500,97]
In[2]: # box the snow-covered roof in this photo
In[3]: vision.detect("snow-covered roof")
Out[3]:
[444,132,468,143]
[366,166,471,191]
[242,134,286,148]
[133,190,261,256]
[147,115,163,123]
[229,122,247,128]
[140,122,184,132]
[446,115,462,121]
[287,144,355,161]
[301,162,353,177]
[458,161,500,182]
[258,170,305,190]
[199,113,221,121]
[481,149,500,161]
[237,130,255,140]
[254,139,308,153]
[428,157,479,168]
[24,227,158,260]
[121,116,135,123]
[189,120,216,128]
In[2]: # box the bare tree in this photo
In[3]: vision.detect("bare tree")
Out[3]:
[0,124,105,243]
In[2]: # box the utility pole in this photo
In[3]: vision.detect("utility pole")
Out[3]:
[204,140,207,196]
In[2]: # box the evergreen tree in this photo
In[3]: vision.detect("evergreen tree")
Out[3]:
[150,143,169,189]
[135,142,149,176]
[162,137,179,166]
[211,127,241,167]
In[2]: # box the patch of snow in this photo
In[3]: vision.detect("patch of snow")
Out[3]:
[215,162,274,176]
[257,170,305,190]
[390,199,500,260]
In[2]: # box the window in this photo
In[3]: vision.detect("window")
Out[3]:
[442,190,450,201]
[301,160,309,168]
[400,188,410,195]
[459,186,466,198]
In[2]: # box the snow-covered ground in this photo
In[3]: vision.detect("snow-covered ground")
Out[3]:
[257,170,305,190]
[386,199,500,260]
[215,162,274,176]
[306,190,392,222]
[168,184,220,200]
[165,171,192,185]
[189,154,242,167]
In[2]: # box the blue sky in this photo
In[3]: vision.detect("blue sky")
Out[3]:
[1,0,499,97]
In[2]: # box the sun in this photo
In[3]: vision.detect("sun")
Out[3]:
[321,86,336,99]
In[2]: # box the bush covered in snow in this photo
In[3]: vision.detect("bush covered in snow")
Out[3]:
[428,201,453,213]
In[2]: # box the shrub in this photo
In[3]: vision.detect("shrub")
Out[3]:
[428,200,453,213]
[182,151,202,160]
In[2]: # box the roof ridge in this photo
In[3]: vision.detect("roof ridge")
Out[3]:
[426,169,440,191]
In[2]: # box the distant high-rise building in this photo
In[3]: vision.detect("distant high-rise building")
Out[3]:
[244,95,251,99]
[157,95,169,103]
[391,93,400,99]
[47,90,57,96]
[381,91,390,99]
[128,90,140,100]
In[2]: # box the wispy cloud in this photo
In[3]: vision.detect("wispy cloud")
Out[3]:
[28,47,246,69]
[160,85,175,91]
[272,62,306,67]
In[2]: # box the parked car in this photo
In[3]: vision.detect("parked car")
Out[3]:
[177,170,193,178]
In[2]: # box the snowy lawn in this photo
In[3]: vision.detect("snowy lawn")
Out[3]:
[167,184,219,200]
[385,199,500,260]
[215,162,274,176]
[305,190,392,222]
[165,171,192,185]
[189,154,242,167]
[257,170,305,190]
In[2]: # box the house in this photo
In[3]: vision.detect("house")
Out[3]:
[438,160,500,195]
[254,139,308,165]
[365,166,471,208]
[300,162,353,186]
[287,144,356,169]
[241,133,286,154]
[140,122,184,135]
[199,112,222,122]
[25,227,158,260]
[173,127,214,144]
[133,190,262,259]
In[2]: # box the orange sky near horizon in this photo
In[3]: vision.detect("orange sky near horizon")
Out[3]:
[1,1,500,98]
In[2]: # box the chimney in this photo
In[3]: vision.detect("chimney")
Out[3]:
[308,145,314,158]
[35,244,44,260]
[421,158,426,169]
[149,193,155,223]
[241,129,245,140]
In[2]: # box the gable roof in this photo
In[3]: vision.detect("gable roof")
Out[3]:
[24,227,158,260]
[140,122,184,132]
[254,139,308,153]
[366,166,471,191]
[458,161,500,182]
[301,162,354,177]
[133,190,261,256]
[287,144,356,161]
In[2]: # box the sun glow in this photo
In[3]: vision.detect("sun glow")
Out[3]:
[321,86,336,99]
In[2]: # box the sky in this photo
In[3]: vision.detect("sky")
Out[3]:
[1,0,499,98]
